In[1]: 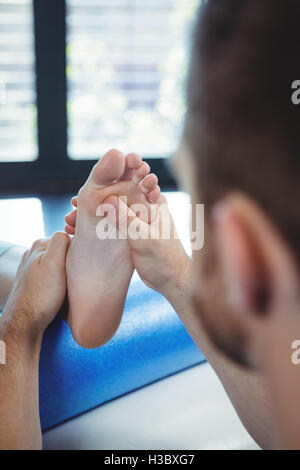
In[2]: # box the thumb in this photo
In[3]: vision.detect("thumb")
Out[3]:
[44,232,71,264]
[105,196,150,242]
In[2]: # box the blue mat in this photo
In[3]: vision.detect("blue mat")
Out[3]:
[39,275,205,430]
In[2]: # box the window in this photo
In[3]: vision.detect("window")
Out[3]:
[66,0,197,160]
[0,0,199,193]
[0,0,37,162]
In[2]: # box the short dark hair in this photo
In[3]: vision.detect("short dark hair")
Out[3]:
[186,0,300,260]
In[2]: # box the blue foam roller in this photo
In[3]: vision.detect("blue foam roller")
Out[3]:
[39,275,205,430]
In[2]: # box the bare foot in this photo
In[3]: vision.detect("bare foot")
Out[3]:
[65,149,161,348]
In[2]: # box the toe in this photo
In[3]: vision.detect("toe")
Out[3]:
[65,209,77,227]
[140,173,158,193]
[131,162,150,184]
[90,149,125,186]
[147,186,161,204]
[71,196,78,208]
[126,153,142,169]
[122,153,142,180]
[65,225,75,235]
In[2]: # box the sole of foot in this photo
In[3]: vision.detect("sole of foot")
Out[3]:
[66,149,161,349]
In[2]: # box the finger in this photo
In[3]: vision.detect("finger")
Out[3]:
[104,196,150,241]
[65,209,77,227]
[44,232,71,264]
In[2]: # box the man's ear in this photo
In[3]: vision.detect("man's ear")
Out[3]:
[212,193,299,317]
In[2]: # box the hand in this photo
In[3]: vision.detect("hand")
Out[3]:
[2,232,70,339]
[105,195,192,298]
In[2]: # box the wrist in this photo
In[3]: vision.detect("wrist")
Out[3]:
[0,306,44,358]
[160,255,192,305]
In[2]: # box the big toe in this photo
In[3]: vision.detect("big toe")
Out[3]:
[90,149,126,187]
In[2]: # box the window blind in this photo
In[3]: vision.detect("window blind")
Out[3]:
[66,0,197,160]
[0,0,36,162]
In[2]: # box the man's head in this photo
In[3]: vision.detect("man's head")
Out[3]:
[176,0,300,367]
